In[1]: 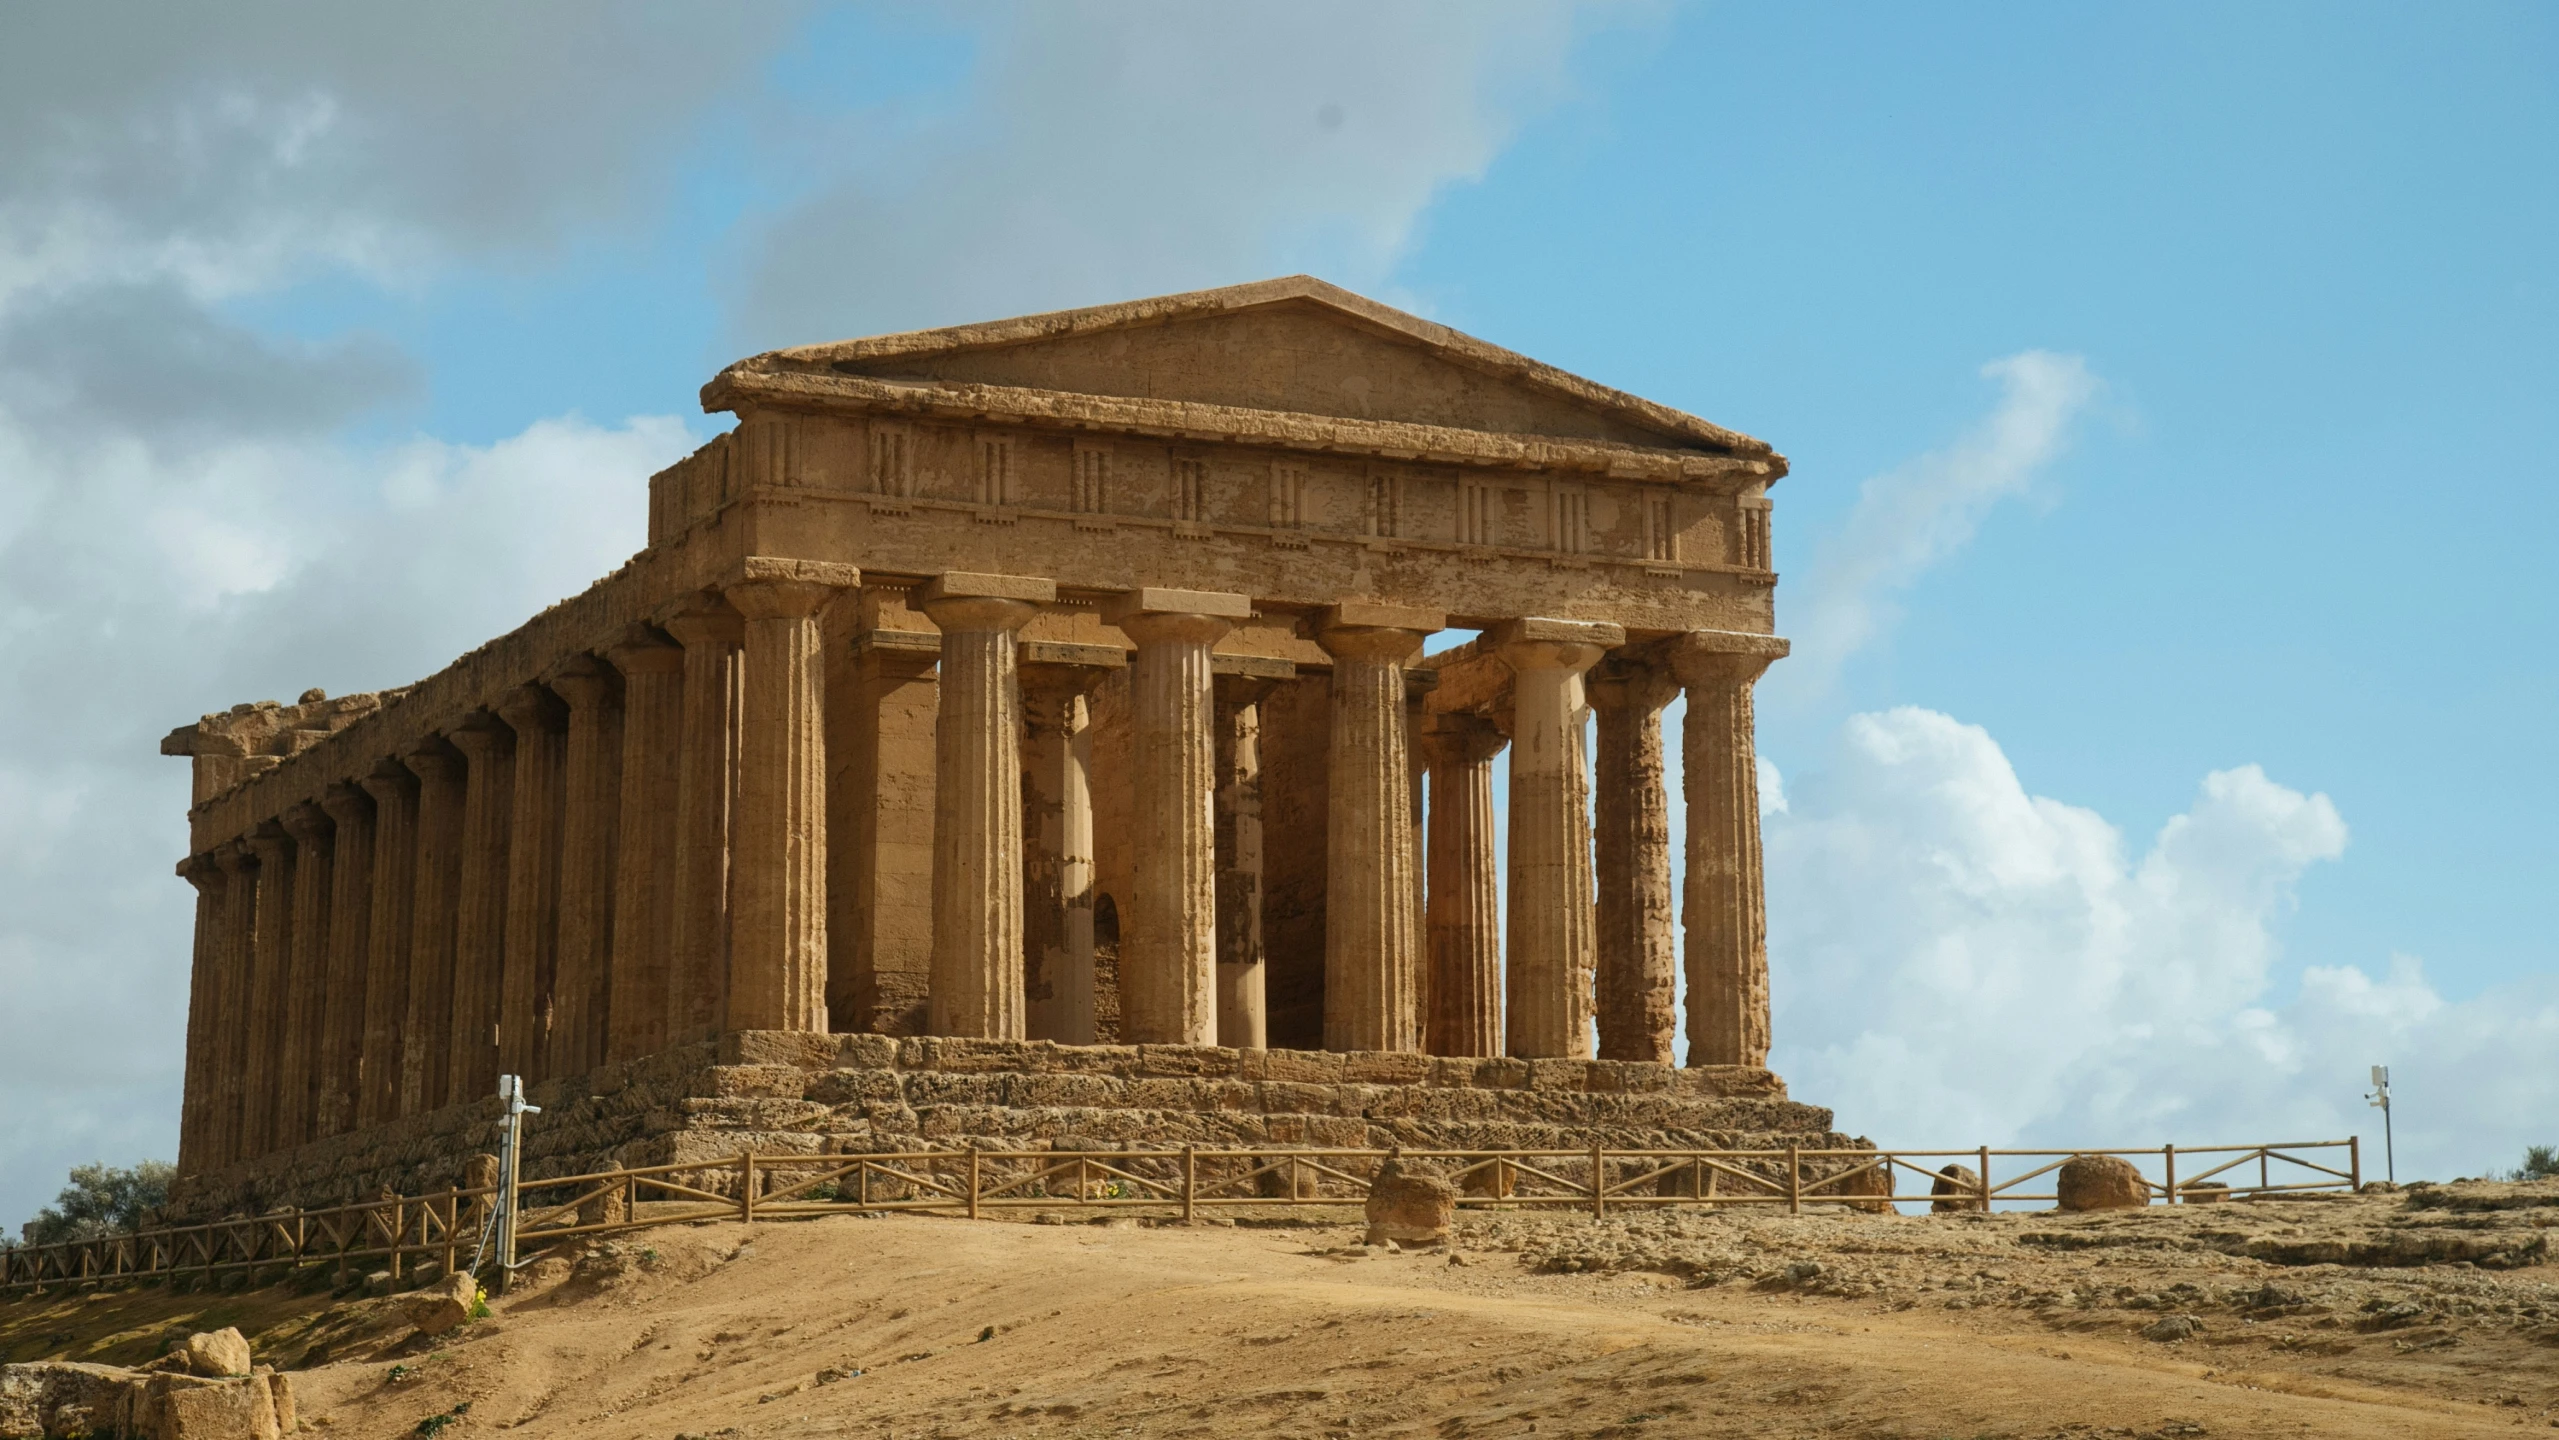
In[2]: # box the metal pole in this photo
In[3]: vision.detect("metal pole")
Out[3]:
[2383,1102,2395,1184]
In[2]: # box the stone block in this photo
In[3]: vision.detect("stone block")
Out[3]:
[182,1327,253,1378]
[1135,1044,1241,1078]
[1247,1049,1347,1084]
[1339,1051,1433,1085]
[833,1034,900,1070]
[1008,1073,1127,1109]
[805,1069,902,1104]
[699,1065,814,1099]
[136,1371,282,1440]
[0,1361,140,1439]
[1524,1059,1595,1091]
[1254,1081,1338,1117]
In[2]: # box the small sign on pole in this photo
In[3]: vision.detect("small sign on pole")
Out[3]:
[2365,1065,2393,1184]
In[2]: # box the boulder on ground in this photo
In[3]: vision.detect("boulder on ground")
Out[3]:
[2057,1154,2151,1212]
[1363,1158,1457,1247]
[1930,1164,1986,1213]
[2179,1180,2231,1205]
[0,1360,140,1439]
[182,1328,253,1379]
[405,1270,481,1334]
[137,1370,285,1440]
[1811,1154,1896,1214]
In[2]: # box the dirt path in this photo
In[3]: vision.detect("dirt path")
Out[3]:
[251,1210,2540,1440]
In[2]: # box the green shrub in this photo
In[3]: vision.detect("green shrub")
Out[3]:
[16,1160,175,1245]
[2513,1144,2559,1182]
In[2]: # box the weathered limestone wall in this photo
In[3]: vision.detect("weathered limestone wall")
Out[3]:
[162,1035,1840,1222]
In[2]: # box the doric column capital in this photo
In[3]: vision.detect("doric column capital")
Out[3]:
[657,591,746,648]
[281,800,334,847]
[320,780,373,828]
[495,683,567,735]
[1586,653,1681,714]
[1104,586,1248,649]
[360,756,418,806]
[722,556,859,622]
[1308,601,1444,667]
[544,653,623,711]
[917,571,1052,634]
[176,852,221,890]
[1490,616,1624,675]
[448,710,517,762]
[403,733,468,783]
[247,818,293,864]
[1418,712,1508,767]
[603,623,685,676]
[1668,630,1790,688]
[213,837,258,877]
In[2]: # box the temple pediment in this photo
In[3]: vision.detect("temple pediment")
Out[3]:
[741,276,1769,459]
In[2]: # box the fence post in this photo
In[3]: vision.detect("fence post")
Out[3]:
[1591,1140,1606,1219]
[740,1153,756,1226]
[2163,1144,2177,1206]
[967,1148,982,1221]
[1786,1145,1801,1215]
[1978,1146,1993,1212]
[1182,1146,1196,1224]
[2350,1135,2361,1190]
[442,1190,458,1275]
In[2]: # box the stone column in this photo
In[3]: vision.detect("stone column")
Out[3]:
[448,712,517,1106]
[210,841,260,1167]
[1671,631,1789,1068]
[1589,655,1681,1064]
[175,854,225,1175]
[358,758,418,1126]
[401,735,467,1116]
[837,629,940,1036]
[662,595,744,1045]
[1421,715,1506,1057]
[1313,604,1442,1054]
[1104,587,1249,1045]
[916,572,1050,1039]
[1492,618,1623,1060]
[724,559,857,1033]
[604,628,683,1063]
[242,821,297,1158]
[315,782,375,1138]
[549,655,623,1079]
[1020,648,1119,1044]
[493,685,566,1085]
[277,801,336,1150]
[1212,658,1292,1051]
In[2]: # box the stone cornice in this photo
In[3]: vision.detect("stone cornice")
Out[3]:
[700,367,1787,490]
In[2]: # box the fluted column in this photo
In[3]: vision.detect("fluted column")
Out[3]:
[1021,652,1116,1044]
[917,573,1049,1038]
[210,841,259,1167]
[605,627,684,1062]
[1314,604,1441,1054]
[550,655,623,1078]
[401,736,466,1116]
[1672,631,1789,1068]
[1589,656,1681,1064]
[358,759,418,1125]
[1105,587,1248,1045]
[1492,618,1623,1060]
[448,713,516,1105]
[277,802,336,1149]
[724,559,857,1032]
[1212,660,1290,1050]
[315,782,374,1138]
[175,854,225,1175]
[493,685,565,1085]
[1421,715,1506,1057]
[242,822,296,1158]
[662,595,744,1044]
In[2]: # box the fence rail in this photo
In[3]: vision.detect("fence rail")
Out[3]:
[0,1137,2359,1294]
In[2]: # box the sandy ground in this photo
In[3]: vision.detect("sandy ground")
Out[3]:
[7,1182,2557,1439]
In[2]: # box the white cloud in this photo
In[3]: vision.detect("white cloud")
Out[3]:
[1777,351,2099,698]
[730,0,1610,346]
[1764,706,2556,1179]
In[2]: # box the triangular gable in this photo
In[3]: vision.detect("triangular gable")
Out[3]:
[757,277,1770,458]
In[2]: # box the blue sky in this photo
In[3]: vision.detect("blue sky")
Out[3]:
[2,2,2551,1227]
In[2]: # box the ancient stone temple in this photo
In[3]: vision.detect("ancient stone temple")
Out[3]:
[160,277,1824,1210]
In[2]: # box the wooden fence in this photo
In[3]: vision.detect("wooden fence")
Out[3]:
[0,1137,2358,1294]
